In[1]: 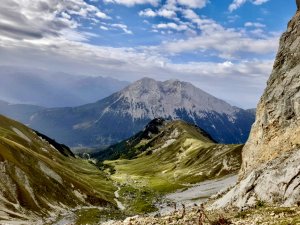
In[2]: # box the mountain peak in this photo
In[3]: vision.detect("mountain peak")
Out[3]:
[28,77,254,147]
[120,77,238,120]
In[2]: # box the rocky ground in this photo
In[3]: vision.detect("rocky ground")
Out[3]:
[105,204,300,225]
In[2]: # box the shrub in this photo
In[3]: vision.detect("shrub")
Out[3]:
[211,215,232,225]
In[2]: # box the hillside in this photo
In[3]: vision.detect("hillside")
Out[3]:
[0,115,117,224]
[100,119,243,213]
[0,100,45,124]
[28,78,255,147]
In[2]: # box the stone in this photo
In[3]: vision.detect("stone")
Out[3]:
[211,9,300,209]
[240,10,300,179]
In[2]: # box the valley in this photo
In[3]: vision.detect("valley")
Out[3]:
[0,115,244,224]
[0,1,299,225]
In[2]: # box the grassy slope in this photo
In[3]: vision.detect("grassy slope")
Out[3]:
[0,115,116,223]
[104,120,243,213]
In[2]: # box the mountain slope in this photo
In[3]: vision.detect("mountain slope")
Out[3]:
[0,100,45,124]
[101,119,243,213]
[28,78,255,147]
[93,118,216,161]
[102,119,242,192]
[212,8,300,209]
[0,115,116,223]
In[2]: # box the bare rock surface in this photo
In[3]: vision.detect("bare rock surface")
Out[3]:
[212,8,300,209]
[211,148,300,209]
[240,10,300,178]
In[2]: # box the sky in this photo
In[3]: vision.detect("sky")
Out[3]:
[0,0,297,108]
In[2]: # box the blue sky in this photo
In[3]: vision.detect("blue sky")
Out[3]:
[0,0,297,108]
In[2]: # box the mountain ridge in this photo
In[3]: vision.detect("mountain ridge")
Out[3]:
[0,68,129,107]
[27,78,255,147]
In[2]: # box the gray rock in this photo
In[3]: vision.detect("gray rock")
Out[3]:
[211,149,300,209]
[240,7,300,179]
[211,9,300,209]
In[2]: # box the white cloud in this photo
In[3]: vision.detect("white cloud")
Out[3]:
[100,25,109,30]
[104,0,159,7]
[96,11,111,19]
[0,0,280,108]
[229,0,247,12]
[139,8,157,17]
[0,0,110,41]
[111,24,133,34]
[244,22,266,28]
[139,8,177,18]
[252,0,269,5]
[0,36,273,107]
[154,22,189,31]
[177,0,208,8]
[162,30,278,58]
[229,0,270,12]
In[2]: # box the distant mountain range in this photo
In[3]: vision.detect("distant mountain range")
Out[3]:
[0,67,129,107]
[25,78,255,147]
[0,100,45,124]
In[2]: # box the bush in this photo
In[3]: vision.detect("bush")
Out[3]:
[256,200,266,208]
[211,215,232,225]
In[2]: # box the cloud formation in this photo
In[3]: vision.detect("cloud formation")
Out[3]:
[229,0,270,12]
[0,0,289,108]
[104,0,159,6]
[0,0,109,41]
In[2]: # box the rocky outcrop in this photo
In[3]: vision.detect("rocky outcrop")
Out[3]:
[212,7,300,209]
[240,9,300,179]
[211,148,300,208]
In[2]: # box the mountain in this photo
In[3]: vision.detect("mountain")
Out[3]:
[28,78,255,147]
[212,8,300,209]
[100,118,243,213]
[93,118,217,161]
[0,67,129,107]
[0,100,45,124]
[0,114,116,224]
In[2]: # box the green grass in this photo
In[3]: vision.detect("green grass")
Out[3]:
[104,120,243,213]
[118,185,158,214]
[74,208,125,225]
[0,115,117,220]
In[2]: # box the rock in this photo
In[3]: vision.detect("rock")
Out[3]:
[297,0,300,10]
[240,10,300,179]
[211,9,300,209]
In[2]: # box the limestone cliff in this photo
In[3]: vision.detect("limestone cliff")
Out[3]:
[240,9,300,178]
[212,6,300,208]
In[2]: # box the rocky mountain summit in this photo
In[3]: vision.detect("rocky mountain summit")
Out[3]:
[28,78,254,147]
[212,7,300,209]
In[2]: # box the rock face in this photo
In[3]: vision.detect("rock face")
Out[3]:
[212,148,300,208]
[240,10,300,179]
[212,9,300,208]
